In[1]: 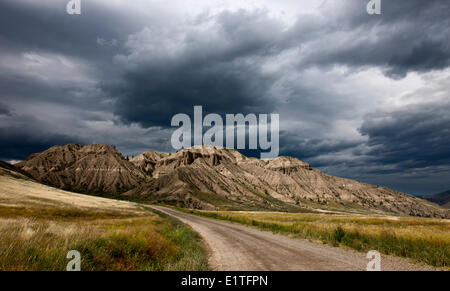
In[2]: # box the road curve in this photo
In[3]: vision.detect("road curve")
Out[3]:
[150,206,435,271]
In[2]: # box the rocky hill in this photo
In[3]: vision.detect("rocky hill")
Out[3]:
[124,146,448,218]
[14,144,449,218]
[0,160,32,179]
[129,150,168,174]
[16,144,148,194]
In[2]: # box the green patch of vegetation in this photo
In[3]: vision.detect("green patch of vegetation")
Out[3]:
[190,191,253,210]
[146,208,209,271]
[0,205,132,220]
[332,226,346,244]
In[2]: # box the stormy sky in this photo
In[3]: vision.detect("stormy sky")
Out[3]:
[1,0,449,195]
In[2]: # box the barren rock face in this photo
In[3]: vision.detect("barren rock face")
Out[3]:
[124,146,448,218]
[15,144,449,218]
[16,144,148,195]
[130,150,168,173]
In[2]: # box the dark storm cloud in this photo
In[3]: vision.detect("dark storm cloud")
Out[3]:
[111,60,277,127]
[0,0,139,61]
[0,0,134,134]
[279,132,363,162]
[0,133,82,161]
[359,101,450,171]
[0,123,85,161]
[290,0,450,79]
[108,9,282,128]
[1,0,450,194]
[108,0,450,129]
[0,103,11,116]
[0,0,144,161]
[0,72,91,108]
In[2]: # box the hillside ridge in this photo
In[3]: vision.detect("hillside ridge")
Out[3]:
[13,144,449,218]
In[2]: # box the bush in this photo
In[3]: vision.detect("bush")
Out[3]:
[333,226,346,244]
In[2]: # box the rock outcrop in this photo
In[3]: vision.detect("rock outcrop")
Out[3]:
[16,144,148,194]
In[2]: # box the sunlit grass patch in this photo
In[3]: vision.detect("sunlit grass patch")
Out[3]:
[0,173,209,271]
[0,213,209,271]
[0,203,209,271]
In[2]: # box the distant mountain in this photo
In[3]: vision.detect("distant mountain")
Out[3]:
[16,144,148,195]
[420,190,450,209]
[15,144,449,218]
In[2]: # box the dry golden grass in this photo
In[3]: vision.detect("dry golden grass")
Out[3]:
[0,170,208,271]
[0,172,146,215]
[182,209,450,268]
[0,214,208,271]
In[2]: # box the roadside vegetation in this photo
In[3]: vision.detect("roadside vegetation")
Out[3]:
[0,208,208,271]
[0,169,209,271]
[179,208,450,268]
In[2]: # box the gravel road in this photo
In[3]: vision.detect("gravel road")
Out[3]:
[150,206,436,271]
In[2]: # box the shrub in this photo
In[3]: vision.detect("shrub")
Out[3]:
[333,226,346,243]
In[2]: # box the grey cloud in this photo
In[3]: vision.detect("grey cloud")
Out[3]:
[108,10,282,128]
[279,132,363,162]
[359,101,450,170]
[109,0,450,130]
[0,103,11,116]
[1,0,450,195]
[0,0,141,61]
[111,60,277,127]
[0,125,85,161]
[289,0,450,78]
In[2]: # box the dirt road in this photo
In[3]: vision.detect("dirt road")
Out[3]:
[150,206,435,271]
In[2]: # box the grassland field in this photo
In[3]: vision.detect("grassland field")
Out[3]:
[0,169,209,271]
[1,165,449,270]
[176,207,450,268]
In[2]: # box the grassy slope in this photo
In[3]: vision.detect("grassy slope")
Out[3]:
[177,208,450,268]
[0,168,208,271]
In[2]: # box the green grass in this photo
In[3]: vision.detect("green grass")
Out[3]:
[177,208,450,268]
[0,205,133,220]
